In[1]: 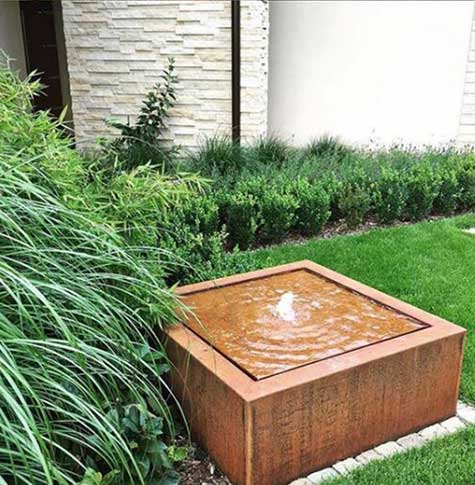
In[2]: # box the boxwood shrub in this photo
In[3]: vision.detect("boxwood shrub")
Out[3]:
[456,156,475,209]
[433,165,460,215]
[153,139,475,284]
[225,192,258,250]
[338,179,372,229]
[258,189,298,244]
[372,168,408,224]
[289,178,331,236]
[404,163,441,221]
[87,73,475,284]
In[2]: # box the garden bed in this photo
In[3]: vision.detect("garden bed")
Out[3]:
[156,135,475,285]
[3,57,475,484]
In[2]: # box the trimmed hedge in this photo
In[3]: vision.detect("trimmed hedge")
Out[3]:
[161,138,475,283]
[192,147,475,249]
[99,128,475,285]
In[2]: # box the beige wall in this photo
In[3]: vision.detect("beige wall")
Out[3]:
[0,0,26,77]
[458,6,475,145]
[61,0,268,149]
[241,1,268,141]
[269,1,474,147]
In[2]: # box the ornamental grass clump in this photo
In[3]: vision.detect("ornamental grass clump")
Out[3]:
[0,155,185,484]
[187,134,243,177]
[0,62,186,484]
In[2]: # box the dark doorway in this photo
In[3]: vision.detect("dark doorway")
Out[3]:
[20,0,65,117]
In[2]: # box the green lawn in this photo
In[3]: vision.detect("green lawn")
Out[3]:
[245,214,475,484]
[326,427,475,485]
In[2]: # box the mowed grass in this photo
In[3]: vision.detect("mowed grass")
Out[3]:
[251,214,475,403]
[247,214,475,484]
[326,427,475,485]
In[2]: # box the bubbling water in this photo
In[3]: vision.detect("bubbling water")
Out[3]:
[273,291,296,322]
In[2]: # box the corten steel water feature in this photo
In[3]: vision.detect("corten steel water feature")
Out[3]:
[165,261,466,485]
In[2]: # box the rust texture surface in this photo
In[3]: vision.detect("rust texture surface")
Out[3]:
[249,334,464,483]
[167,335,247,485]
[181,269,425,379]
[166,261,466,485]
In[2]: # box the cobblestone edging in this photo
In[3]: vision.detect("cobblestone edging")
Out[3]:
[289,401,475,485]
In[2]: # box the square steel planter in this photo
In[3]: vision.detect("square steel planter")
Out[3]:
[166,261,465,485]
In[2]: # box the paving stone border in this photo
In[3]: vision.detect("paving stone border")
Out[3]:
[289,401,475,485]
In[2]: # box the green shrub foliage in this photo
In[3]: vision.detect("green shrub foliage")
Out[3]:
[188,134,243,177]
[290,178,331,236]
[156,194,233,283]
[433,165,460,215]
[250,135,290,167]
[372,168,408,223]
[258,190,297,244]
[404,163,441,221]
[0,61,190,485]
[456,155,475,210]
[225,192,258,250]
[338,179,372,229]
[305,135,352,159]
[321,175,344,222]
[159,137,475,278]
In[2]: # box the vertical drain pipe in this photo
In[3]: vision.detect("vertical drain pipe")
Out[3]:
[231,0,241,142]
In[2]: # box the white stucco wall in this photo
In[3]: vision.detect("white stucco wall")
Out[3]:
[269,1,474,147]
[0,1,26,77]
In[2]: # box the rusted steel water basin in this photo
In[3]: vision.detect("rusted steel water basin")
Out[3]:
[166,261,465,485]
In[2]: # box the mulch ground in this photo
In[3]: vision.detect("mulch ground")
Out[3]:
[178,443,232,485]
[280,213,453,248]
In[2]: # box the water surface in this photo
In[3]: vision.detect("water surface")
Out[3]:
[182,270,425,379]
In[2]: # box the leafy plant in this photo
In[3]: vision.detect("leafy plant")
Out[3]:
[105,57,179,173]
[87,163,204,247]
[160,226,251,284]
[0,60,85,201]
[433,165,459,215]
[154,191,257,283]
[404,164,440,221]
[249,135,290,167]
[188,134,242,176]
[105,404,185,482]
[319,175,344,222]
[456,156,475,210]
[338,179,371,229]
[173,194,221,235]
[157,196,229,284]
[80,469,120,485]
[305,135,351,159]
[0,155,186,484]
